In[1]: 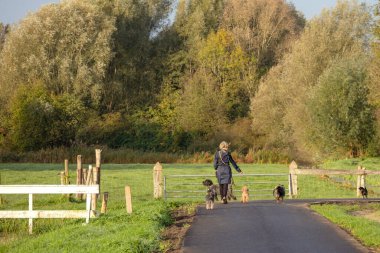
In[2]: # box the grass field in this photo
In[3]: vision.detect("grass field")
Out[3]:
[0,160,379,252]
[311,203,380,251]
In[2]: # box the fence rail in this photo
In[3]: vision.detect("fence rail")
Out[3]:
[163,173,289,200]
[0,184,99,234]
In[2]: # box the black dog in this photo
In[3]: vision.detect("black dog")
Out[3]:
[358,186,368,199]
[203,179,219,201]
[273,185,285,203]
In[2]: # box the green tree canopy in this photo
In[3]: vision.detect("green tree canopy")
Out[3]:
[0,0,116,108]
[8,83,86,151]
[308,57,375,157]
[251,0,373,159]
[221,0,305,72]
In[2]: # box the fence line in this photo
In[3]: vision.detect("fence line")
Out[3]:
[0,185,99,234]
[163,173,289,200]
[289,161,380,198]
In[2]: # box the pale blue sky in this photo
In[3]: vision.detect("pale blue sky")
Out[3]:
[0,0,378,24]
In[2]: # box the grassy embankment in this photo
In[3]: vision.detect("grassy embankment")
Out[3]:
[309,158,380,252]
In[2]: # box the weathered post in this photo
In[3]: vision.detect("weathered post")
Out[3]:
[288,174,293,199]
[64,159,69,185]
[90,169,97,211]
[101,192,109,214]
[85,165,97,210]
[357,166,363,197]
[125,186,132,214]
[60,172,65,185]
[0,173,3,204]
[76,155,83,199]
[82,168,87,184]
[95,149,102,197]
[289,161,298,198]
[91,191,97,211]
[86,165,93,185]
[93,166,99,199]
[153,162,163,199]
[361,167,366,189]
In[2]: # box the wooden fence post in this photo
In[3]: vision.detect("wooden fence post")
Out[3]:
[125,186,132,214]
[153,162,163,199]
[76,155,83,199]
[288,174,293,199]
[93,167,99,200]
[86,165,93,186]
[361,167,366,189]
[101,192,109,214]
[289,161,298,198]
[64,159,69,185]
[60,172,65,185]
[95,149,102,197]
[82,168,87,185]
[356,166,366,197]
[91,192,97,211]
[0,173,3,205]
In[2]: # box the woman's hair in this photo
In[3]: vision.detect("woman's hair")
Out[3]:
[219,141,229,150]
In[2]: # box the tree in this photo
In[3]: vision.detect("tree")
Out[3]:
[251,0,373,159]
[0,23,10,51]
[197,29,252,120]
[102,0,173,112]
[221,0,305,72]
[0,0,116,109]
[308,57,375,157]
[368,1,380,111]
[367,0,380,155]
[176,70,225,134]
[7,83,86,151]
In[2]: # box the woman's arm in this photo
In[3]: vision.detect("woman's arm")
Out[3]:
[228,153,242,173]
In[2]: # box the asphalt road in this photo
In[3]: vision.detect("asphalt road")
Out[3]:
[182,199,373,253]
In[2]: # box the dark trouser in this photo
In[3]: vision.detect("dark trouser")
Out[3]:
[219,183,228,199]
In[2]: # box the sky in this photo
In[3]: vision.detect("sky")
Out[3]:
[0,0,378,25]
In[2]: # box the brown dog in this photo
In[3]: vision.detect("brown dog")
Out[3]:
[241,185,249,203]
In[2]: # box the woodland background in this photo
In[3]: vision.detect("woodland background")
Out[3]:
[0,0,379,164]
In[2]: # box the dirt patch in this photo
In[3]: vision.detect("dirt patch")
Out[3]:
[351,210,380,223]
[160,206,196,253]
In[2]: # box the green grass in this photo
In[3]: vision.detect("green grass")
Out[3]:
[0,160,379,252]
[311,203,380,251]
[0,163,198,253]
[321,157,380,198]
[322,157,380,171]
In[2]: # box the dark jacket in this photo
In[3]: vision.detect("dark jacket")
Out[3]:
[213,150,241,184]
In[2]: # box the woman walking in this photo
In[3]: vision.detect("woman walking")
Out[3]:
[213,141,243,204]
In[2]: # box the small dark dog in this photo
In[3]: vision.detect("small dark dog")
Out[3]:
[273,185,285,203]
[205,188,216,209]
[359,186,368,199]
[203,179,219,201]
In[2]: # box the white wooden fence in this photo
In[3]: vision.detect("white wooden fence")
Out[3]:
[0,185,99,234]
